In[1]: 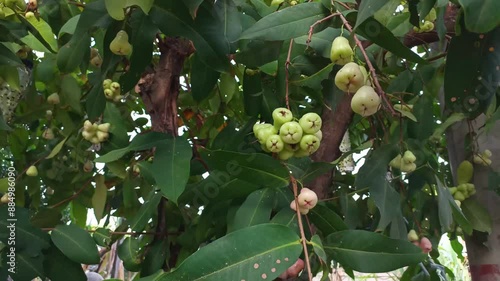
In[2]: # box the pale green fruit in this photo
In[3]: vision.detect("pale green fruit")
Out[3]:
[112,95,123,102]
[265,134,284,153]
[96,131,109,142]
[359,65,371,86]
[98,123,111,132]
[483,149,492,158]
[26,165,38,176]
[284,143,300,152]
[253,122,269,136]
[104,89,114,99]
[407,229,419,242]
[402,150,416,164]
[278,149,294,160]
[272,107,293,129]
[457,183,467,192]
[330,37,353,65]
[400,162,416,173]
[256,125,277,144]
[271,0,284,6]
[454,199,461,208]
[457,160,473,184]
[425,8,436,21]
[297,188,318,209]
[261,143,271,153]
[448,187,457,195]
[109,30,132,56]
[103,79,112,89]
[47,93,60,105]
[453,191,465,201]
[82,130,94,141]
[389,154,402,169]
[334,62,365,93]
[298,112,322,134]
[83,120,94,131]
[42,128,54,140]
[465,183,475,192]
[293,148,310,158]
[110,82,121,93]
[299,134,320,154]
[314,130,323,142]
[350,86,381,117]
[279,121,303,144]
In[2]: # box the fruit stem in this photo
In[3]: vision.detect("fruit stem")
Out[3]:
[285,39,294,110]
[306,12,340,47]
[290,175,314,281]
[336,12,397,116]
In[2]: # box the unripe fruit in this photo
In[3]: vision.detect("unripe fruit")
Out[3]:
[83,160,94,172]
[330,37,353,65]
[298,112,322,134]
[466,183,475,192]
[448,187,457,195]
[425,8,436,21]
[457,160,473,184]
[284,143,300,152]
[90,136,100,144]
[42,128,54,140]
[290,0,297,5]
[47,93,60,105]
[96,131,109,142]
[359,65,371,86]
[103,79,112,89]
[265,134,284,153]
[110,82,121,92]
[109,30,132,56]
[278,149,294,160]
[350,86,381,117]
[483,149,492,158]
[299,134,320,154]
[104,89,114,99]
[419,237,432,253]
[90,56,102,67]
[25,11,35,18]
[1,194,10,203]
[256,125,277,144]
[272,107,293,129]
[261,143,271,153]
[335,62,365,93]
[402,150,416,164]
[289,200,309,215]
[46,110,53,119]
[453,191,465,201]
[407,229,419,242]
[457,184,467,192]
[314,130,323,142]
[400,162,416,173]
[389,154,402,168]
[26,165,38,176]
[293,148,310,158]
[98,123,111,132]
[82,130,93,140]
[473,154,492,166]
[279,121,303,144]
[270,0,284,6]
[297,187,318,209]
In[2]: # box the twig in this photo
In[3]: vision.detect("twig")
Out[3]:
[337,12,397,116]
[306,13,340,47]
[290,175,314,281]
[334,1,351,11]
[285,39,294,110]
[426,52,447,62]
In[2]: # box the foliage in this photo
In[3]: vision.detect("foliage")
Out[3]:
[0,0,499,280]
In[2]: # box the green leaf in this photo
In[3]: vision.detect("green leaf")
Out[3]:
[58,15,80,37]
[60,75,82,113]
[295,28,342,59]
[95,132,170,162]
[457,0,500,33]
[239,2,328,41]
[44,246,87,281]
[435,176,454,232]
[308,204,348,236]
[270,208,298,231]
[129,192,162,232]
[23,13,58,52]
[354,145,400,230]
[85,82,106,120]
[243,69,263,117]
[356,17,425,63]
[191,54,220,102]
[311,234,328,263]
[183,0,204,18]
[291,63,334,91]
[324,230,427,273]
[444,28,500,116]
[127,0,154,14]
[430,113,466,141]
[118,237,142,271]
[92,175,107,221]
[216,0,242,43]
[150,4,229,72]
[141,239,169,276]
[57,34,91,73]
[231,188,275,231]
[158,224,302,281]
[46,136,69,159]
[151,138,192,204]
[355,0,388,28]
[461,198,493,233]
[10,250,45,280]
[105,0,126,20]
[93,228,112,248]
[51,224,100,264]
[204,150,290,188]
[0,43,23,67]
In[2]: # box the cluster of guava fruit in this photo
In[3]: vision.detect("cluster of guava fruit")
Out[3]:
[449,160,476,205]
[103,79,123,102]
[330,37,381,117]
[253,108,322,160]
[389,150,417,173]
[82,121,111,144]
[289,188,318,215]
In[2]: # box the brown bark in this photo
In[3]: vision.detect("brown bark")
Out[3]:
[309,95,354,199]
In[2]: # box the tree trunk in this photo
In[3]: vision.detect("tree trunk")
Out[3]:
[446,115,500,281]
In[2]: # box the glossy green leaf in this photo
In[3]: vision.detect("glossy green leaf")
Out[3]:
[9,250,45,280]
[311,234,328,263]
[295,28,342,59]
[85,82,106,120]
[183,0,204,18]
[462,198,493,233]
[117,237,142,271]
[44,246,87,281]
[151,138,192,204]
[204,150,290,188]
[24,12,58,51]
[57,34,91,73]
[60,75,82,113]
[216,0,242,43]
[325,230,427,273]
[93,228,112,248]
[242,69,263,116]
[51,224,100,264]
[58,15,80,37]
[308,204,348,236]
[105,0,126,20]
[46,136,69,159]
[191,54,220,102]
[270,208,298,231]
[158,224,302,281]
[127,0,154,14]
[95,132,170,162]
[239,2,328,41]
[355,145,401,230]
[457,0,500,33]
[129,192,162,232]
[291,63,334,90]
[430,113,466,141]
[357,17,425,63]
[92,175,107,221]
[232,188,275,231]
[0,44,23,67]
[355,0,388,28]
[435,176,454,232]
[141,239,169,276]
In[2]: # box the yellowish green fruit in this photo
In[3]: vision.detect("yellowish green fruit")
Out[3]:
[26,165,38,176]
[47,93,60,105]
[330,37,353,65]
[335,62,365,93]
[402,150,416,163]
[457,160,473,184]
[97,123,111,132]
[350,86,381,117]
[109,30,132,56]
[42,128,54,140]
[407,229,419,242]
[453,191,465,201]
[278,149,294,160]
